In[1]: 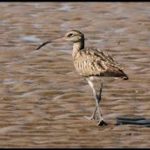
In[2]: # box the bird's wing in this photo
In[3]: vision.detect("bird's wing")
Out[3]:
[86,47,121,67]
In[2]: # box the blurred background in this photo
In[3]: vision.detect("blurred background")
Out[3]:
[0,2,149,148]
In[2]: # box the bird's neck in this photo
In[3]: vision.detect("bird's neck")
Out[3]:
[72,40,84,58]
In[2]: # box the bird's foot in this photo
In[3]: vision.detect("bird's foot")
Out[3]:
[84,115,95,121]
[97,119,108,126]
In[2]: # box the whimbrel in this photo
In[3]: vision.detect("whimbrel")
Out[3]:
[36,30,128,126]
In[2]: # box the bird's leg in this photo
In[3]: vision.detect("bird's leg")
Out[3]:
[91,82,103,120]
[96,82,107,126]
[84,79,97,120]
[85,79,107,126]
[95,84,107,126]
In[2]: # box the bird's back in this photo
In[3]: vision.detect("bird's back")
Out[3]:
[73,47,128,80]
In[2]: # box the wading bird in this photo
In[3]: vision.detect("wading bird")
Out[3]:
[36,30,128,126]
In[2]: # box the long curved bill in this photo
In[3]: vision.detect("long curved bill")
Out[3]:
[36,41,51,50]
[36,37,65,50]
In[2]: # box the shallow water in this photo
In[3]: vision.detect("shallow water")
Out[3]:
[0,2,150,148]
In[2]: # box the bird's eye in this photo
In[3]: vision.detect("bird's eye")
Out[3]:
[68,33,74,37]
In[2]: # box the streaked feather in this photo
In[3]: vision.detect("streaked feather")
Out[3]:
[73,47,128,79]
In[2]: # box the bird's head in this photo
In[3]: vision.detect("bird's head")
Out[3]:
[64,30,84,43]
[36,30,84,50]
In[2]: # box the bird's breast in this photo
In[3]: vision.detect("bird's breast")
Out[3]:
[73,56,99,76]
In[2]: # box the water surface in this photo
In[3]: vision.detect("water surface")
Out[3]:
[0,2,150,148]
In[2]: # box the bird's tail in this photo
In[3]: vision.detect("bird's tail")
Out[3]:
[119,69,129,80]
[122,73,129,80]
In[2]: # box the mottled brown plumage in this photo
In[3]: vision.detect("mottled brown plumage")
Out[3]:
[73,47,128,79]
[65,30,128,80]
